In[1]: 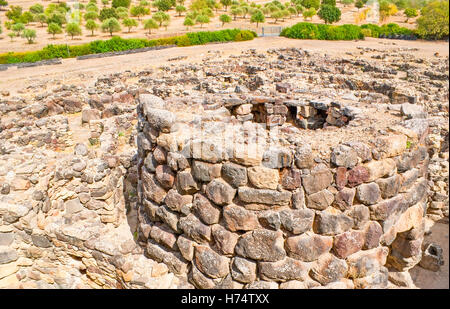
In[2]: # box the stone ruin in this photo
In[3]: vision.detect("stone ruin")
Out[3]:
[0,46,447,289]
[135,91,430,289]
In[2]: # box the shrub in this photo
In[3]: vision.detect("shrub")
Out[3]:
[250,10,265,27]
[404,8,418,22]
[234,29,255,41]
[123,18,138,32]
[154,0,173,11]
[47,13,67,26]
[220,14,232,26]
[303,8,316,20]
[84,11,98,21]
[0,29,256,64]
[183,17,195,29]
[176,5,187,16]
[321,0,336,6]
[66,23,82,39]
[153,11,170,26]
[196,15,210,28]
[47,23,63,38]
[101,18,121,36]
[317,4,341,24]
[143,18,159,34]
[130,5,149,20]
[29,3,44,14]
[416,0,449,39]
[99,8,119,21]
[22,28,37,44]
[86,20,99,36]
[112,0,131,8]
[301,0,320,9]
[281,22,363,40]
[355,0,364,9]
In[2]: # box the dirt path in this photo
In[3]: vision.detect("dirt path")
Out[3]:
[1,36,448,94]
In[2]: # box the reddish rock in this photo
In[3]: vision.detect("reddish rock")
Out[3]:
[176,235,195,261]
[193,194,221,225]
[335,167,347,190]
[223,205,260,232]
[164,189,192,212]
[310,254,348,285]
[347,166,370,187]
[363,221,383,249]
[333,188,356,211]
[150,224,178,250]
[153,146,167,164]
[281,168,302,190]
[286,234,333,262]
[302,168,333,194]
[176,171,199,194]
[155,165,175,189]
[211,224,239,255]
[333,230,365,259]
[141,170,166,204]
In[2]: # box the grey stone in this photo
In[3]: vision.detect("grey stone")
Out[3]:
[310,253,348,285]
[294,144,314,169]
[400,103,427,119]
[205,179,236,206]
[31,234,52,248]
[193,194,221,225]
[258,211,281,230]
[156,205,181,233]
[259,257,309,282]
[179,213,211,243]
[356,182,381,205]
[64,198,84,214]
[0,233,14,246]
[331,144,358,168]
[146,240,188,275]
[74,143,88,156]
[238,187,291,206]
[235,229,286,262]
[314,211,354,236]
[194,245,230,279]
[306,189,335,210]
[262,148,293,169]
[231,257,257,283]
[279,209,315,234]
[0,247,18,264]
[145,108,177,133]
[221,162,248,188]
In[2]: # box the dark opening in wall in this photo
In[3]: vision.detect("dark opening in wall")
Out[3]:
[228,101,351,129]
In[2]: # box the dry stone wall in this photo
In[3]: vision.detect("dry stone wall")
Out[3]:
[136,92,430,289]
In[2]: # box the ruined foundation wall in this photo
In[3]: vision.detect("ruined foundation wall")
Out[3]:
[136,93,430,289]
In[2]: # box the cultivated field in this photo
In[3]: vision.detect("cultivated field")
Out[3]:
[0,0,418,53]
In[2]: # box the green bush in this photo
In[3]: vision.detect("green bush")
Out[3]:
[0,29,256,64]
[360,23,414,37]
[281,22,363,40]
